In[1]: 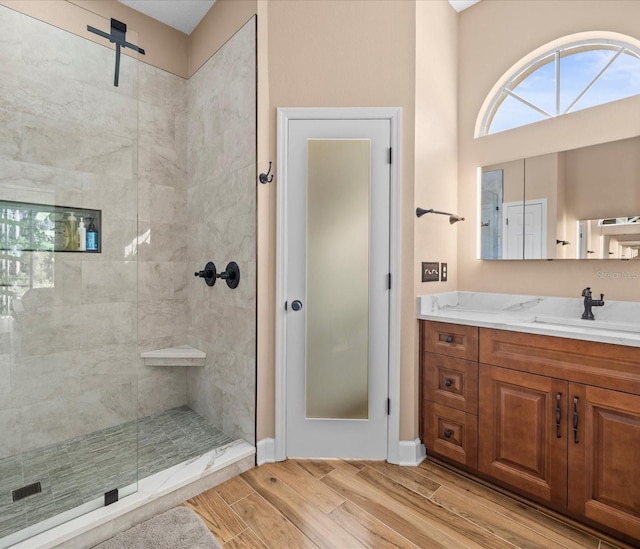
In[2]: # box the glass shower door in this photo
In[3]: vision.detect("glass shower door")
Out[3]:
[0,6,139,546]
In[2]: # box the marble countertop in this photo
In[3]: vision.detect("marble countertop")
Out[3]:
[417,292,640,348]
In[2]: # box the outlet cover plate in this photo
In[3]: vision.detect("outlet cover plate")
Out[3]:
[441,262,448,282]
[422,262,439,282]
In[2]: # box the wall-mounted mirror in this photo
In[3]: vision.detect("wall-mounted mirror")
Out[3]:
[480,136,640,260]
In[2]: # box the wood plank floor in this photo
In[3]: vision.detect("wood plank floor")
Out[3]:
[183,459,635,549]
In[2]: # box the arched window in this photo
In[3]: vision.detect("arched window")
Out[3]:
[480,37,640,136]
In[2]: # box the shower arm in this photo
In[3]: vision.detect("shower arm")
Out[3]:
[416,208,465,224]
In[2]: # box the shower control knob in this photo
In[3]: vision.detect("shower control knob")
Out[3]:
[291,300,303,311]
[194,262,217,286]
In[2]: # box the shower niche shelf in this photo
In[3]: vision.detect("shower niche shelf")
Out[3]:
[0,199,101,253]
[141,345,206,367]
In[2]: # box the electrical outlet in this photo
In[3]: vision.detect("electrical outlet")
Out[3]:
[422,262,439,282]
[441,262,448,282]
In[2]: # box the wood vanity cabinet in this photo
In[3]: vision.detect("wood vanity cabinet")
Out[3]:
[420,321,479,468]
[420,320,640,542]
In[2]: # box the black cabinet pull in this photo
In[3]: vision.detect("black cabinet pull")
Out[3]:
[573,396,579,444]
[556,392,562,438]
[444,378,453,387]
[443,429,453,439]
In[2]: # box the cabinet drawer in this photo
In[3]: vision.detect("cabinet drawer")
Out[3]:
[423,321,478,361]
[479,327,640,394]
[424,354,478,414]
[423,401,477,469]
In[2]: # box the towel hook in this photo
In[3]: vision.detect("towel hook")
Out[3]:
[259,162,274,184]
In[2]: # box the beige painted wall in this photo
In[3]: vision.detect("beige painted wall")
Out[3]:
[414,0,459,437]
[458,0,640,301]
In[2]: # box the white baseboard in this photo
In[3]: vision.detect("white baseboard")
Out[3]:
[259,437,424,466]
[397,438,427,466]
[256,438,276,465]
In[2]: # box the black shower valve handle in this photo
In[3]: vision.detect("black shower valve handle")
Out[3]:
[219,261,240,289]
[194,261,240,289]
[194,262,217,286]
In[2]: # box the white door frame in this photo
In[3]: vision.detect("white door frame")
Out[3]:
[275,107,402,463]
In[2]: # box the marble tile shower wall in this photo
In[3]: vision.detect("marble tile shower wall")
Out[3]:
[136,63,190,417]
[0,8,141,455]
[186,20,257,444]
[0,7,256,463]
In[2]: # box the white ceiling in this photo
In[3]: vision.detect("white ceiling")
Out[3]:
[117,0,216,34]
[118,0,478,35]
[448,0,480,12]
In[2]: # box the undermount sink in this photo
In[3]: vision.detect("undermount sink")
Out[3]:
[531,315,640,334]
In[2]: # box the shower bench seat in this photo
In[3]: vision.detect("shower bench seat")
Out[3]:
[141,345,206,366]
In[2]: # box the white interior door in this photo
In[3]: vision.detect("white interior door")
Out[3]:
[503,199,546,259]
[281,116,391,459]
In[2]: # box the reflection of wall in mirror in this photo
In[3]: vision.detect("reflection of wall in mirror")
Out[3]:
[523,154,561,258]
[567,137,640,259]
[566,137,640,220]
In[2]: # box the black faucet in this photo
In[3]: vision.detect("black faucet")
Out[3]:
[581,287,604,320]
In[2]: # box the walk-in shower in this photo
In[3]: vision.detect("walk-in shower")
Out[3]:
[0,5,256,547]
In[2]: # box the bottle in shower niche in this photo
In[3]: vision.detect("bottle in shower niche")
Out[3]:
[65,212,79,251]
[78,217,86,251]
[86,217,99,251]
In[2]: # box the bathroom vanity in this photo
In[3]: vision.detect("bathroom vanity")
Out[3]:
[418,293,640,543]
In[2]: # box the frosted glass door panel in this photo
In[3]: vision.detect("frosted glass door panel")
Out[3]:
[306,139,370,419]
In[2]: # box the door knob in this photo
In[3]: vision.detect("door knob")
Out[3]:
[291,300,303,311]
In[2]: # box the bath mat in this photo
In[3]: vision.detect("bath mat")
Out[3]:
[93,506,221,549]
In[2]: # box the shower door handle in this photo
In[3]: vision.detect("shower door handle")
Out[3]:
[291,300,303,311]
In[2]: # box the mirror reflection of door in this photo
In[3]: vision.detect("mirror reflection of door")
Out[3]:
[502,199,546,259]
[481,169,503,259]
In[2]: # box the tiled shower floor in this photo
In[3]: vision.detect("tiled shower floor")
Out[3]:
[0,406,234,540]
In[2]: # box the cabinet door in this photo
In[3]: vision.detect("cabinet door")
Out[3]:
[568,384,640,540]
[479,364,568,507]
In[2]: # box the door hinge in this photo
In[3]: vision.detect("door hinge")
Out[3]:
[387,273,392,289]
[386,398,391,415]
[388,147,392,164]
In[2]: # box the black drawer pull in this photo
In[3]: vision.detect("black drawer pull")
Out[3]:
[556,392,562,439]
[444,335,453,343]
[443,429,453,439]
[573,396,579,444]
[444,378,453,387]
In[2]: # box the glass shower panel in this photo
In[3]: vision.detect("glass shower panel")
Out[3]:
[306,139,371,420]
[0,6,139,546]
